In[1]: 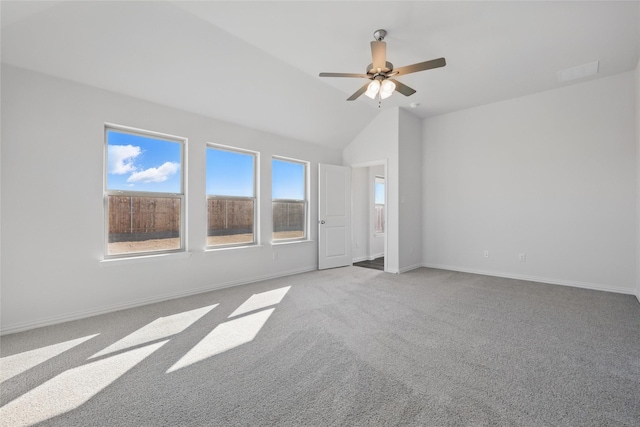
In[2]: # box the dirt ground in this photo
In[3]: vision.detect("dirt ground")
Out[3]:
[108,231,305,255]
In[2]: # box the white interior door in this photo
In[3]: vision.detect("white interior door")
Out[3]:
[318,164,351,270]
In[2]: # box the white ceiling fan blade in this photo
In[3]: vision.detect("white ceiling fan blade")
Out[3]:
[347,82,371,101]
[394,58,446,76]
[390,79,416,96]
[319,72,370,78]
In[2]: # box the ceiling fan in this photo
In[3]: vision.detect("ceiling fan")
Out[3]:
[319,29,446,103]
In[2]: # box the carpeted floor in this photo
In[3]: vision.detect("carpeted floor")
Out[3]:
[1,267,639,426]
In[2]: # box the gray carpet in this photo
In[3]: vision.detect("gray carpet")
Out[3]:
[1,267,639,426]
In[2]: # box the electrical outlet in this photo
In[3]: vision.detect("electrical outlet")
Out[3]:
[483,250,489,258]
[519,253,526,262]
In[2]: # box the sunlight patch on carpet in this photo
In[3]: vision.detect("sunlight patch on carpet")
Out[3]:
[90,304,218,359]
[167,308,274,373]
[228,286,290,318]
[0,334,99,383]
[0,340,167,427]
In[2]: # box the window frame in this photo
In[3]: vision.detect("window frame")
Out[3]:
[271,156,309,243]
[205,143,259,249]
[104,123,186,259]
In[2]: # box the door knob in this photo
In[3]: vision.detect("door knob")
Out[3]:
[320,220,326,224]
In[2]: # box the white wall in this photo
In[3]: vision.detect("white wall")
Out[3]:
[344,107,423,273]
[636,58,640,302]
[398,109,423,272]
[0,65,342,334]
[423,71,637,294]
[343,107,399,272]
[351,167,370,262]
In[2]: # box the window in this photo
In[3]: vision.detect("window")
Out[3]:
[272,157,307,242]
[374,176,385,234]
[105,125,185,257]
[206,145,257,247]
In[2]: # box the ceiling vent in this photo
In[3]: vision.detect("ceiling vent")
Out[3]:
[557,61,599,82]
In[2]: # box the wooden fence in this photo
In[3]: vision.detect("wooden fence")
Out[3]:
[108,196,304,240]
[108,195,181,242]
[273,201,305,232]
[375,204,385,233]
[207,198,254,236]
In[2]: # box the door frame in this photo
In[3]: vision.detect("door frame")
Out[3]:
[349,159,388,273]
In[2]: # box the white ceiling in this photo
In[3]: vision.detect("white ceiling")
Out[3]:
[2,1,639,149]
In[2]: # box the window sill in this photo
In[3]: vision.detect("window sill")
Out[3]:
[100,251,192,267]
[272,239,314,246]
[204,244,264,254]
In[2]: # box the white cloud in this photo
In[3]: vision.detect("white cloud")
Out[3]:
[127,162,179,183]
[108,145,141,174]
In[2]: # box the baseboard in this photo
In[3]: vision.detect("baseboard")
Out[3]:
[399,263,422,273]
[421,263,635,295]
[0,266,317,336]
[352,254,384,263]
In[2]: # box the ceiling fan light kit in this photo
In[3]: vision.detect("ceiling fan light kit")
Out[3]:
[364,79,381,99]
[319,29,446,105]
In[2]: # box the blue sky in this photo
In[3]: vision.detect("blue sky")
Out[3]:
[108,131,304,199]
[206,148,304,200]
[107,130,181,193]
[206,148,255,197]
[375,180,385,204]
[272,159,304,200]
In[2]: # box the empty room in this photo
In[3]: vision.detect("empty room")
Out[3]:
[1,1,639,426]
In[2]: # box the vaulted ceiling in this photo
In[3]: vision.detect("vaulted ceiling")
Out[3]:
[2,1,639,149]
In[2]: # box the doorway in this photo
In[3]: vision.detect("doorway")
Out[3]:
[350,161,387,272]
[353,257,384,271]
